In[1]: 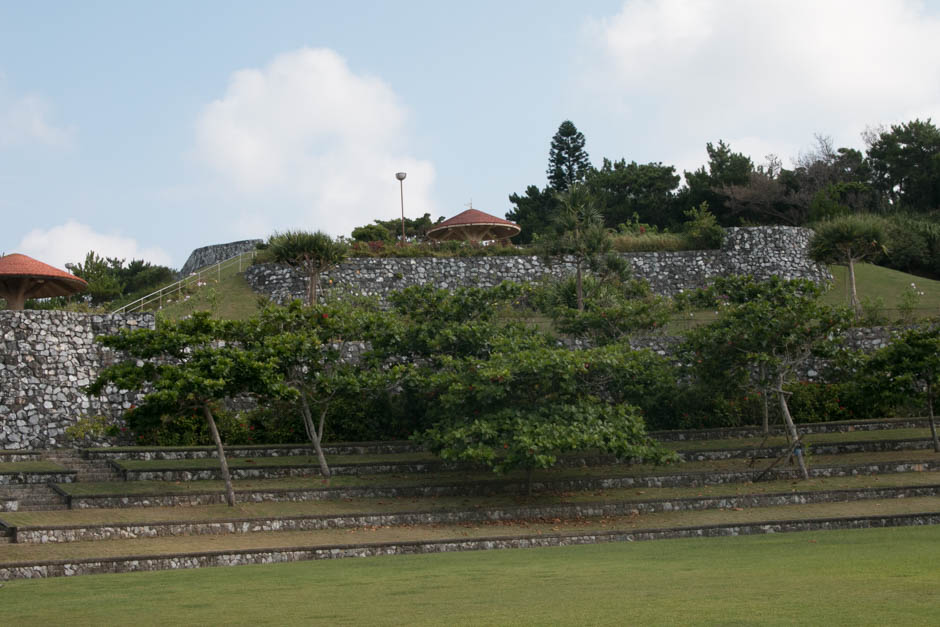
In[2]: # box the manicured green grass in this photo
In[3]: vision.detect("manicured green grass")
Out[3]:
[4,471,938,528]
[823,262,940,314]
[157,253,261,321]
[0,461,67,473]
[3,525,938,625]
[114,452,435,471]
[665,427,935,451]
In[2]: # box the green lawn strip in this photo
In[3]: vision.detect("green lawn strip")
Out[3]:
[665,427,935,452]
[112,451,437,471]
[0,461,68,473]
[1,496,937,565]
[5,472,940,529]
[4,525,938,627]
[56,448,940,498]
[824,262,940,312]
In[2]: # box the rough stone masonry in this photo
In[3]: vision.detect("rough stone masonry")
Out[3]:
[0,311,153,450]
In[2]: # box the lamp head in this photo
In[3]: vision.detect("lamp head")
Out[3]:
[395,172,407,181]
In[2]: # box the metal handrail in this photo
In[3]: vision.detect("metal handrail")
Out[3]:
[111,251,256,315]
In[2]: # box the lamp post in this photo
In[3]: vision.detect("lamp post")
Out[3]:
[395,172,407,245]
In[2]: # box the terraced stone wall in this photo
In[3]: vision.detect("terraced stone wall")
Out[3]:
[0,311,153,450]
[245,226,831,304]
[179,239,262,277]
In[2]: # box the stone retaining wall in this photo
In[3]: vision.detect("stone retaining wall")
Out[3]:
[245,226,831,304]
[61,459,940,509]
[2,513,936,579]
[0,311,153,450]
[179,239,262,277]
[9,485,938,544]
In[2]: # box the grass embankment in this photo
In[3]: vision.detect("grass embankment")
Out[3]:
[156,252,260,321]
[824,262,940,313]
[2,526,939,625]
[5,472,939,528]
[112,452,436,471]
[0,461,66,473]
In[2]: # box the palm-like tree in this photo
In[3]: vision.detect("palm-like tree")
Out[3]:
[808,214,887,319]
[266,230,347,305]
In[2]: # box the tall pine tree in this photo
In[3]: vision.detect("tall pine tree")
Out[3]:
[547,120,591,192]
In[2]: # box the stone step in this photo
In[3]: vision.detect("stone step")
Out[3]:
[9,483,939,544]
[59,458,940,510]
[2,511,938,580]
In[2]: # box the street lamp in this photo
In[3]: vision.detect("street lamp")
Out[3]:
[395,172,407,245]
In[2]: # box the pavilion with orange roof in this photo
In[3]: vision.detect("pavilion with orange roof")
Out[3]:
[425,208,521,243]
[0,253,88,310]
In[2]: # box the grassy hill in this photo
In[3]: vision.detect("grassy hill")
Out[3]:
[158,260,938,324]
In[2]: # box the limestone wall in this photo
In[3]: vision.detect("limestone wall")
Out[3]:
[245,226,831,304]
[179,239,262,277]
[0,311,153,450]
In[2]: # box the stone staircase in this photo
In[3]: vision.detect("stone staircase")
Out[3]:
[0,483,67,512]
[41,449,122,483]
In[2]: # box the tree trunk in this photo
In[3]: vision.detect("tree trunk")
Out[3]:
[848,258,860,319]
[203,403,236,506]
[576,262,584,312]
[927,383,939,453]
[300,391,331,479]
[307,270,320,306]
[777,378,809,480]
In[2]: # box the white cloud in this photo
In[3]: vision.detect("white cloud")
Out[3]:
[585,0,940,170]
[0,80,73,148]
[194,48,436,238]
[14,221,173,271]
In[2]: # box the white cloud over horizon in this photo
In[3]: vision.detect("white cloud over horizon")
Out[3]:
[194,48,436,239]
[14,221,173,271]
[0,78,74,148]
[584,0,940,172]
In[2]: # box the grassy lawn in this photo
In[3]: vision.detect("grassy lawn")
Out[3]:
[114,452,436,471]
[664,427,935,451]
[1,525,938,625]
[157,252,261,321]
[823,262,940,314]
[4,472,939,528]
[0,461,67,473]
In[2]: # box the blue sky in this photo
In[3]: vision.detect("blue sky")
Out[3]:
[2,0,939,269]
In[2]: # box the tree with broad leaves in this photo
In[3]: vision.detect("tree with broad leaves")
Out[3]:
[547,120,591,192]
[681,277,852,478]
[866,118,940,213]
[862,321,940,452]
[263,230,347,305]
[229,300,385,479]
[419,344,676,492]
[87,312,294,506]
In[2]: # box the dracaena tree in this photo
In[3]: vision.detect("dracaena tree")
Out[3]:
[87,312,294,506]
[264,230,348,305]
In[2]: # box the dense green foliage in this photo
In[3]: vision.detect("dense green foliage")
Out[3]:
[63,251,176,306]
[506,118,940,278]
[546,120,591,192]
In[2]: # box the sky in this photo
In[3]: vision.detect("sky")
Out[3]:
[1,0,939,270]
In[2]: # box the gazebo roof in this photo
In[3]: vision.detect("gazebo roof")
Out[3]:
[0,253,88,309]
[426,209,521,242]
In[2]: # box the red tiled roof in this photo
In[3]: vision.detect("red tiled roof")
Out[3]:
[0,254,87,286]
[433,209,518,228]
